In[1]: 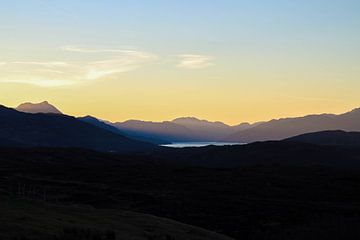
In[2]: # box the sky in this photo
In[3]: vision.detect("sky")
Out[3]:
[0,0,360,125]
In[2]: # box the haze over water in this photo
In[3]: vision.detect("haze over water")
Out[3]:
[162,142,243,148]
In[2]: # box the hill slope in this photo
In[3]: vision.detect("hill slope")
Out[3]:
[0,105,155,152]
[79,116,169,144]
[284,130,360,146]
[0,196,233,240]
[113,120,196,142]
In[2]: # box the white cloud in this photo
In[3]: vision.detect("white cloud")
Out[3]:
[177,54,214,69]
[0,46,157,87]
[85,52,156,80]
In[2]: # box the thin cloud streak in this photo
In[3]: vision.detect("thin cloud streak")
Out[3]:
[62,46,137,54]
[177,54,214,69]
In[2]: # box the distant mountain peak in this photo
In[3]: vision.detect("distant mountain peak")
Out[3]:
[80,115,99,120]
[173,117,201,121]
[236,122,250,126]
[16,101,63,114]
[172,117,228,126]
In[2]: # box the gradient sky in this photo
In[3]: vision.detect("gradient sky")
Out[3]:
[1,0,360,124]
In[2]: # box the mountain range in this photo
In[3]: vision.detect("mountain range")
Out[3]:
[8,101,360,146]
[225,108,360,143]
[111,108,360,144]
[112,118,258,143]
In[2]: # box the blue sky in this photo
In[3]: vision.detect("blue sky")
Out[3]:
[0,1,360,123]
[2,0,359,51]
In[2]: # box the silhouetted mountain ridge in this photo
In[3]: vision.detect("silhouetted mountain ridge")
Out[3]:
[0,105,155,152]
[113,117,256,142]
[285,130,360,146]
[79,116,169,144]
[113,119,195,142]
[12,102,360,144]
[225,107,360,143]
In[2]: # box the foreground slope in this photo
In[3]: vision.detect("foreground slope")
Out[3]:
[2,144,360,239]
[0,105,155,152]
[0,196,233,240]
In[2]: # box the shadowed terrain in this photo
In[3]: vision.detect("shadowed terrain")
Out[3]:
[1,142,360,239]
[0,195,233,240]
[285,130,360,146]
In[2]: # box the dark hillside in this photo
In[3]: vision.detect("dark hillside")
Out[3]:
[0,106,155,152]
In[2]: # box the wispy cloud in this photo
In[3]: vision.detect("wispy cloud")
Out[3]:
[0,46,157,87]
[0,47,215,87]
[80,48,157,80]
[177,54,214,69]
[62,45,136,54]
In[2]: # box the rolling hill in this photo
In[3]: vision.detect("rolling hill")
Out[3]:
[284,130,360,146]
